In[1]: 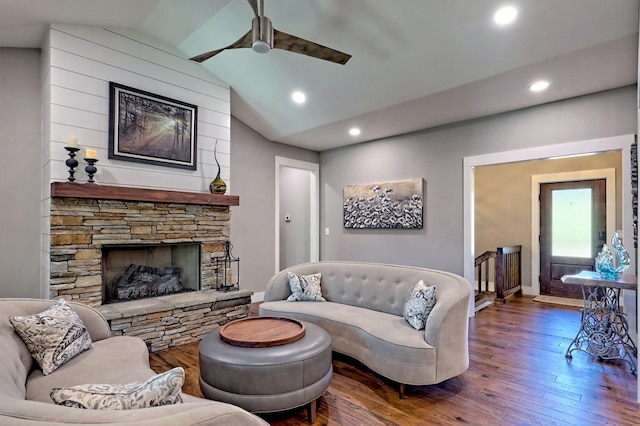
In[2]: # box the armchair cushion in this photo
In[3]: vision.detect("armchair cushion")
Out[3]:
[50,367,184,410]
[9,299,92,375]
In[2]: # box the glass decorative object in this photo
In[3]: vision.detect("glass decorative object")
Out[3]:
[209,140,227,194]
[595,232,630,280]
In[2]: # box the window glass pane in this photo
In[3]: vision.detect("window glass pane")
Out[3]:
[552,188,592,257]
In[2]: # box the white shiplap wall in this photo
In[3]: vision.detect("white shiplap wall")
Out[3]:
[41,24,231,297]
[47,24,231,192]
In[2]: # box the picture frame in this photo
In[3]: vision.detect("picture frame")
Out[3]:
[343,178,424,229]
[108,82,198,170]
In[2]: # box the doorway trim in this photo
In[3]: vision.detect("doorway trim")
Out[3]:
[463,134,634,316]
[275,156,320,274]
[531,169,616,296]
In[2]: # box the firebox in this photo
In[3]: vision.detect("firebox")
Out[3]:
[102,242,201,304]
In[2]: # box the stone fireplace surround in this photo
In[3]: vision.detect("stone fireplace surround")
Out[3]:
[49,182,252,352]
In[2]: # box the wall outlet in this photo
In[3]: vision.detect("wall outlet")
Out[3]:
[284,214,291,222]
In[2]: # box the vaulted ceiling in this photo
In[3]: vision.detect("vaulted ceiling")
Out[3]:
[0,0,638,151]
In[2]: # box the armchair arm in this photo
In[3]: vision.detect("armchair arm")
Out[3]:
[0,398,269,425]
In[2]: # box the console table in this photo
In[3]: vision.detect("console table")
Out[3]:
[561,271,637,373]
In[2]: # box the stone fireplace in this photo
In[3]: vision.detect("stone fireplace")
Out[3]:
[49,182,251,351]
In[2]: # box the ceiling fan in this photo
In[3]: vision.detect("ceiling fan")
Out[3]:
[189,0,351,65]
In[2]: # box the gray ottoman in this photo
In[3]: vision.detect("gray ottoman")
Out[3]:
[199,320,332,423]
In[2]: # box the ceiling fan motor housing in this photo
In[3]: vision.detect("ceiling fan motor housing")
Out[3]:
[251,16,273,53]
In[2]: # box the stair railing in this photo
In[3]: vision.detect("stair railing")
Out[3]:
[474,245,522,305]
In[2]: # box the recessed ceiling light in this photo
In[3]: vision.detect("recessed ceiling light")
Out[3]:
[494,6,518,25]
[529,80,550,92]
[291,91,306,104]
[349,127,361,136]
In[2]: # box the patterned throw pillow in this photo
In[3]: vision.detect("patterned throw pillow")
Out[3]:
[50,367,184,410]
[9,298,93,375]
[286,272,325,301]
[403,280,437,330]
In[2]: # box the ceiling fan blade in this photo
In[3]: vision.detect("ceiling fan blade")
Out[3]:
[246,0,259,17]
[189,29,253,63]
[273,30,351,65]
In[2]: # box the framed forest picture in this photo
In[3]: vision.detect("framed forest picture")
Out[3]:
[108,82,198,170]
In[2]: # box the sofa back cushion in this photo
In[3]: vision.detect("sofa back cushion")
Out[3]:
[274,262,463,317]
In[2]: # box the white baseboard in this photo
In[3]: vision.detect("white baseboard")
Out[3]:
[251,291,264,303]
[521,286,536,296]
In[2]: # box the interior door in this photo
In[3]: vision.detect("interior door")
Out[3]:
[539,179,606,298]
[279,166,311,269]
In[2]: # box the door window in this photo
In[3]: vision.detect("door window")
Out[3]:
[551,188,592,257]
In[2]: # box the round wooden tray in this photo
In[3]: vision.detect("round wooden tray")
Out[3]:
[219,317,306,348]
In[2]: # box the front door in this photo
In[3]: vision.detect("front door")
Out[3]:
[539,179,606,298]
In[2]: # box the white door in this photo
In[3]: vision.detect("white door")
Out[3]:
[275,157,319,272]
[279,166,311,269]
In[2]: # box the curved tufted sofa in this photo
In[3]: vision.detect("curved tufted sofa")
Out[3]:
[0,298,268,426]
[259,261,472,392]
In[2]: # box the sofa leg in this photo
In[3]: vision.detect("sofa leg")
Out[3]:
[399,383,405,399]
[306,398,317,423]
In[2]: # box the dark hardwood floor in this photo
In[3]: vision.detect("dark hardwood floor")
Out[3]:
[149,297,639,425]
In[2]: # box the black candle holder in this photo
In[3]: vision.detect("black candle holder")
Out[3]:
[84,158,98,183]
[64,147,81,182]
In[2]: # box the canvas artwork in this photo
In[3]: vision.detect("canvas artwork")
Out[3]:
[343,178,423,229]
[108,82,198,170]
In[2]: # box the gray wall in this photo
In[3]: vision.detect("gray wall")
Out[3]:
[279,166,311,269]
[230,117,319,295]
[320,86,637,276]
[0,48,42,297]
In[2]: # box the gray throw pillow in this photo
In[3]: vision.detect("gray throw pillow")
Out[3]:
[403,280,437,330]
[9,298,93,375]
[50,367,184,409]
[286,272,325,301]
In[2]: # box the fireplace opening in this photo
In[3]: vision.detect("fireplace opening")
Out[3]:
[102,242,201,304]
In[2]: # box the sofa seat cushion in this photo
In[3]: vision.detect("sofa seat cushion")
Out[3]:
[260,301,435,367]
[26,335,154,403]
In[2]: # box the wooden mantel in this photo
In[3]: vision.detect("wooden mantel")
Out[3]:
[51,182,239,207]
